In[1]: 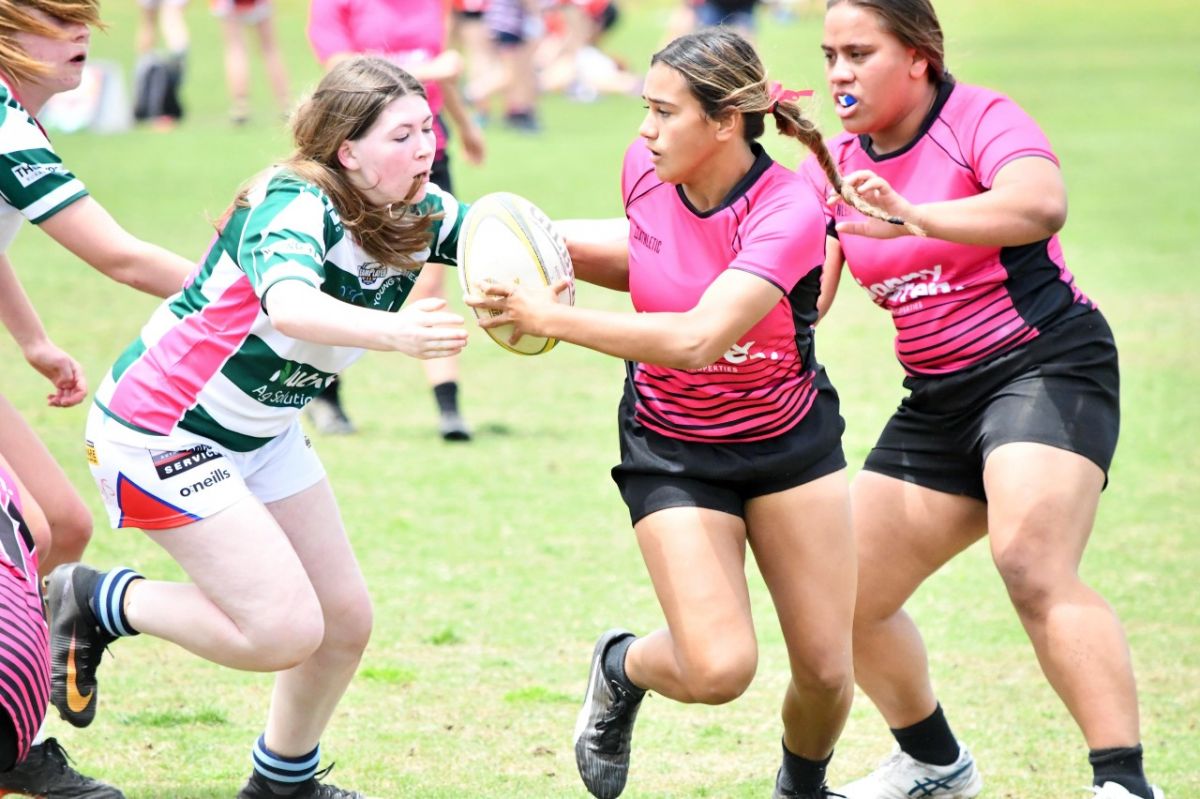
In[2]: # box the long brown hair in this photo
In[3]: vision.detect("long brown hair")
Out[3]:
[652,29,924,235]
[230,57,439,269]
[827,0,950,83]
[0,0,102,87]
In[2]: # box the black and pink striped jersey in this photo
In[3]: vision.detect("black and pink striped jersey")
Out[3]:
[801,80,1093,377]
[622,139,827,443]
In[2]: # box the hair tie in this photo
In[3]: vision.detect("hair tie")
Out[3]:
[768,81,813,112]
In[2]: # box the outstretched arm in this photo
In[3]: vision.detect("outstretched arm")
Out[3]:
[833,157,1067,246]
[37,198,192,298]
[265,280,468,360]
[468,268,782,370]
[0,254,86,406]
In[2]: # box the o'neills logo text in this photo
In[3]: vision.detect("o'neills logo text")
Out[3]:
[178,468,232,497]
[631,223,662,254]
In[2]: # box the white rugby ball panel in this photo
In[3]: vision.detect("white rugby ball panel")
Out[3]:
[457,192,575,356]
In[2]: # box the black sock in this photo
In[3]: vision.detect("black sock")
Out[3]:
[432,381,460,414]
[601,634,644,696]
[891,704,959,766]
[318,378,341,405]
[1090,745,1152,798]
[777,740,831,794]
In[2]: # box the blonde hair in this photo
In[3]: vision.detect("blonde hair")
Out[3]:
[229,57,440,269]
[652,29,925,235]
[0,0,102,86]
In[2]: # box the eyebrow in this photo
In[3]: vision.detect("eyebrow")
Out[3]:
[387,115,434,133]
[643,96,678,108]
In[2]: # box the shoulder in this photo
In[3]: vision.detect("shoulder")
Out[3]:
[940,81,1035,129]
[257,169,339,219]
[0,89,54,155]
[739,163,825,240]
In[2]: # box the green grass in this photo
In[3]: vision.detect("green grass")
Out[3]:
[3,0,1197,796]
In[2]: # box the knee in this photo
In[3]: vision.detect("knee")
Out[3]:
[993,546,1065,621]
[242,592,326,671]
[680,650,757,705]
[790,652,854,698]
[320,585,374,660]
[47,504,93,562]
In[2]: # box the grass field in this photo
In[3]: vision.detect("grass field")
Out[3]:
[3,0,1197,796]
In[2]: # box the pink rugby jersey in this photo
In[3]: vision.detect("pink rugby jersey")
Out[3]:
[0,465,50,766]
[308,0,450,154]
[623,140,827,443]
[801,81,1093,377]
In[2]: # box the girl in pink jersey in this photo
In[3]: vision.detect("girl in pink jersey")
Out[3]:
[470,28,894,799]
[0,455,50,774]
[804,2,1158,798]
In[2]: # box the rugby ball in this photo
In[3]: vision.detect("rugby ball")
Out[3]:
[457,192,575,355]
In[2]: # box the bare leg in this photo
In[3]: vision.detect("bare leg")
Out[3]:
[984,443,1140,749]
[262,479,372,753]
[0,395,92,574]
[623,506,757,704]
[747,471,855,760]
[221,18,249,122]
[254,16,291,117]
[850,471,987,727]
[126,496,325,671]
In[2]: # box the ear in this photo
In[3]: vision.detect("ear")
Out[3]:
[337,140,359,172]
[908,48,930,81]
[712,108,740,143]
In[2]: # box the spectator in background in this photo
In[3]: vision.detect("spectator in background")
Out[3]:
[474,0,542,131]
[133,0,189,128]
[307,0,485,441]
[211,0,291,125]
[449,0,494,118]
[538,0,641,103]
[696,0,761,41]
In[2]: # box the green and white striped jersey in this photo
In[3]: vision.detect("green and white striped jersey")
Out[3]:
[0,78,88,251]
[95,167,466,451]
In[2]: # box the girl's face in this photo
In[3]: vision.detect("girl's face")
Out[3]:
[11,8,91,101]
[638,63,724,186]
[338,94,436,207]
[821,2,929,137]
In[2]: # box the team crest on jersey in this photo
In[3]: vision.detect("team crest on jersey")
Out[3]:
[358,261,388,284]
[11,162,64,188]
[152,445,223,479]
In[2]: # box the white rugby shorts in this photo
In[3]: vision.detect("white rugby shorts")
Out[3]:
[85,404,325,530]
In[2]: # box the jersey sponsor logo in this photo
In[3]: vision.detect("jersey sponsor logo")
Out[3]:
[11,161,65,188]
[862,264,955,307]
[250,363,336,407]
[178,468,232,497]
[261,239,319,263]
[85,440,98,466]
[631,222,662,254]
[152,445,222,479]
[694,340,787,373]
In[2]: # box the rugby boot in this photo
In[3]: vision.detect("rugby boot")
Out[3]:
[0,737,125,798]
[573,629,644,799]
[45,564,113,729]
